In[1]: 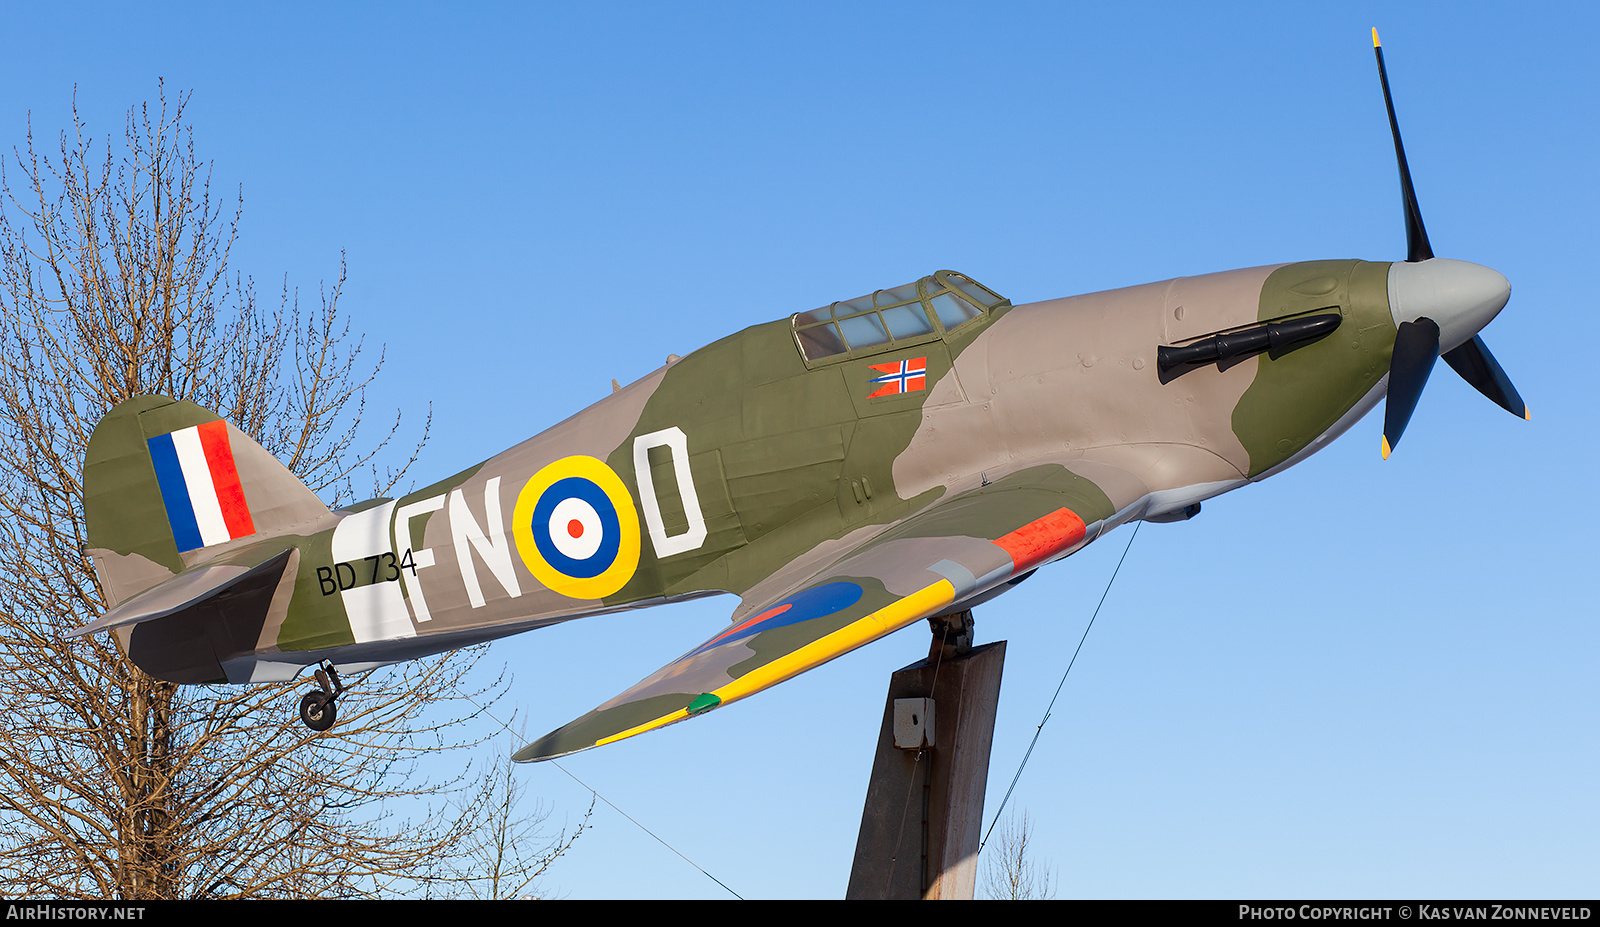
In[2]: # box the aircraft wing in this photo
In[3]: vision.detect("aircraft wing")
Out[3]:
[514,465,1121,762]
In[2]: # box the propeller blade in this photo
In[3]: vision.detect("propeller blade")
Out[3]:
[1441,334,1530,420]
[1383,317,1441,459]
[1373,28,1434,263]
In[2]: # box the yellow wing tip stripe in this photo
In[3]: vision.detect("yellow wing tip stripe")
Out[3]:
[596,708,691,748]
[711,579,957,705]
[591,578,959,751]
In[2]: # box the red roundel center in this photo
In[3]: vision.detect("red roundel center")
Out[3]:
[567,519,584,539]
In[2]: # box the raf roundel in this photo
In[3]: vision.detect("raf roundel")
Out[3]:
[512,456,641,600]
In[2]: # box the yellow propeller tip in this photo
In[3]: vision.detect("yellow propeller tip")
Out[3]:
[1372,28,1381,48]
[1524,406,1532,421]
[1381,435,1392,459]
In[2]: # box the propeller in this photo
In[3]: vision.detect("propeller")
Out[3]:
[1381,318,1439,459]
[1441,334,1529,420]
[1371,28,1528,459]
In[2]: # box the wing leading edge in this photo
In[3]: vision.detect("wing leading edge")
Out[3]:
[515,466,1119,762]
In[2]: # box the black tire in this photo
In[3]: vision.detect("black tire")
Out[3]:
[299,691,336,732]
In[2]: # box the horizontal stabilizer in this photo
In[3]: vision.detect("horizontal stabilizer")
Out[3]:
[68,547,296,640]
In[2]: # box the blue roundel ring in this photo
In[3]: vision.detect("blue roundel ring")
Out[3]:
[511,456,641,600]
[529,476,621,579]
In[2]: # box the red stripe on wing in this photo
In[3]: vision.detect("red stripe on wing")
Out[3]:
[993,508,1086,572]
[704,603,792,649]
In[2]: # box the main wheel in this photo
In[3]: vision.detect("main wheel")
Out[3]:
[299,691,337,732]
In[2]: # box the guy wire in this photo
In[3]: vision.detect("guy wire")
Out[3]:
[978,519,1142,854]
[454,685,744,899]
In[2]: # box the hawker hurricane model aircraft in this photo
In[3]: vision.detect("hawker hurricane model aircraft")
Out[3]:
[73,34,1525,761]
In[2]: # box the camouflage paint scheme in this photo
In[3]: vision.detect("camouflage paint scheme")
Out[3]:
[75,255,1503,761]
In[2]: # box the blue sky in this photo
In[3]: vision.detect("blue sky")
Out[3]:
[4,1,1596,899]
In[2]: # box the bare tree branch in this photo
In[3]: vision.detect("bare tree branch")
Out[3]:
[0,83,571,899]
[981,811,1057,901]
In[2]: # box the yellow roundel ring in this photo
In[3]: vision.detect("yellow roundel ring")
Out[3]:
[512,455,641,600]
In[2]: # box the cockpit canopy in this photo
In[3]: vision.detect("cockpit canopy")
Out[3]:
[791,270,1008,365]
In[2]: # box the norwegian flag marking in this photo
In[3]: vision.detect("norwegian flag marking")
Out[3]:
[867,357,928,398]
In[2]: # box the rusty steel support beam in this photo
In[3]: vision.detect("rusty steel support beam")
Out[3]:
[846,615,1004,900]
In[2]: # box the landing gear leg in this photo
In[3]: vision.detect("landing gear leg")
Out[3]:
[298,662,344,732]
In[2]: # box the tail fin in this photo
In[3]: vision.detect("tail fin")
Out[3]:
[84,395,333,607]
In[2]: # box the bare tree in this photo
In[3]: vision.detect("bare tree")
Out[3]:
[982,811,1057,900]
[434,747,593,899]
[0,84,560,898]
